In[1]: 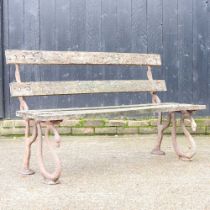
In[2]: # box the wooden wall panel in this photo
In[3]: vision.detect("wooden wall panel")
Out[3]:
[2,0,209,118]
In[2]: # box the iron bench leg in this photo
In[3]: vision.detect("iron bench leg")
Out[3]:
[21,120,37,175]
[37,121,62,185]
[151,111,197,160]
[171,111,197,160]
[151,113,171,155]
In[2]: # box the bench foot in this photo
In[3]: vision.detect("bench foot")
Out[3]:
[171,111,196,160]
[43,178,60,185]
[37,121,62,184]
[151,148,165,155]
[21,168,35,175]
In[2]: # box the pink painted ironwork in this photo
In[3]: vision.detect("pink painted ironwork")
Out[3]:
[171,111,196,160]
[37,122,62,185]
[151,113,171,155]
[147,66,197,160]
[21,120,37,175]
[15,64,62,184]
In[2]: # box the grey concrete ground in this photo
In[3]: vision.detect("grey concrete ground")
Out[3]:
[0,135,210,210]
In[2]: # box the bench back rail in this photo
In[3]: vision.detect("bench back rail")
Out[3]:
[5,50,161,66]
[10,80,166,97]
[5,50,164,112]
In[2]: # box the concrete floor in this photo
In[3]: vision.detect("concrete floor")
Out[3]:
[0,135,210,210]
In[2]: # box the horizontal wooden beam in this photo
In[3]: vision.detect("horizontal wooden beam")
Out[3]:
[16,103,206,121]
[5,50,161,66]
[10,80,167,97]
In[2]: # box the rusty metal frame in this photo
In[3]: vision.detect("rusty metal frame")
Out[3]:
[171,111,197,160]
[37,121,62,185]
[147,66,197,160]
[15,64,62,184]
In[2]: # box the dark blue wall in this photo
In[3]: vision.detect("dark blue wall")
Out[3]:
[2,0,210,118]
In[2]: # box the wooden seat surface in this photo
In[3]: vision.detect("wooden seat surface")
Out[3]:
[17,103,206,121]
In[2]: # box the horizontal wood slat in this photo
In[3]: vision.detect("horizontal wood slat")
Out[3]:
[5,50,161,66]
[16,103,206,120]
[10,80,167,97]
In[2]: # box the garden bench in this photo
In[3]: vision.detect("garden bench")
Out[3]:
[5,50,206,184]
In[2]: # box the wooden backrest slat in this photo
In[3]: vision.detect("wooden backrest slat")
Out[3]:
[5,50,161,66]
[10,80,167,97]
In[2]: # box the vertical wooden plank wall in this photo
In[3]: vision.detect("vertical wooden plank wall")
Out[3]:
[147,0,163,106]
[192,0,209,112]
[3,0,9,118]
[85,0,102,107]
[2,0,210,118]
[55,0,70,109]
[0,0,4,117]
[69,0,87,108]
[177,0,193,103]
[131,0,147,105]
[208,1,210,114]
[39,0,58,109]
[23,0,41,111]
[101,0,118,106]
[162,0,178,103]
[116,0,132,105]
[7,0,24,118]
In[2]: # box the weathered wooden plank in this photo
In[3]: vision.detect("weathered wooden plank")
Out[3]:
[86,0,101,51]
[55,0,71,110]
[116,0,132,105]
[7,0,25,118]
[117,0,131,52]
[101,0,119,107]
[5,50,161,66]
[67,0,87,109]
[207,0,210,117]
[24,0,41,111]
[147,0,163,102]
[131,0,147,104]
[0,0,4,118]
[3,0,209,120]
[163,0,178,102]
[3,0,10,118]
[192,0,208,108]
[177,0,193,103]
[39,0,58,110]
[101,0,117,51]
[85,0,103,107]
[10,80,167,97]
[16,103,206,120]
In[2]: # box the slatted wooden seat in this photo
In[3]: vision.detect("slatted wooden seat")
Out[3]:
[5,50,206,185]
[16,103,205,121]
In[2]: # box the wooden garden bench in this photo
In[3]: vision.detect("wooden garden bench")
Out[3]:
[5,50,206,184]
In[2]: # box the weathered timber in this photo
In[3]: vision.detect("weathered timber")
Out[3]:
[5,50,161,66]
[10,80,167,97]
[17,103,206,121]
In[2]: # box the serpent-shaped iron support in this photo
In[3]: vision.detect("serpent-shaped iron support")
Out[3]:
[171,111,196,160]
[151,113,171,155]
[37,121,62,185]
[151,111,197,160]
